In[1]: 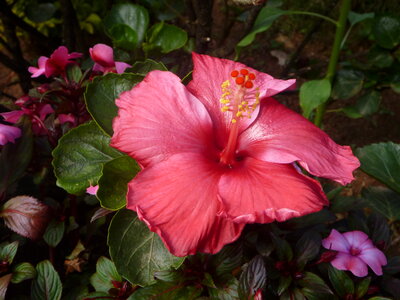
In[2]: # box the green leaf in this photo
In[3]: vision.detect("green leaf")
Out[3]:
[208,275,239,299]
[98,156,140,210]
[129,59,168,76]
[373,15,400,49]
[0,119,33,197]
[332,69,364,100]
[295,231,321,269]
[368,48,394,68]
[108,209,184,286]
[238,256,266,299]
[277,276,291,296]
[104,3,149,47]
[0,241,18,264]
[298,272,334,298]
[145,22,188,54]
[237,6,285,48]
[66,64,83,83]
[299,79,331,119]
[342,90,381,119]
[362,187,400,221]
[271,233,293,261]
[31,260,62,300]
[0,274,12,300]
[25,3,56,23]
[356,142,400,193]
[90,256,122,292]
[355,277,371,299]
[109,24,138,50]
[327,265,354,298]
[128,280,202,300]
[52,122,122,194]
[11,262,36,284]
[85,73,143,136]
[43,220,65,248]
[383,256,400,275]
[348,11,374,26]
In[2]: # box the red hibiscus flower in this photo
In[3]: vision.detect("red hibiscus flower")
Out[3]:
[111,53,360,257]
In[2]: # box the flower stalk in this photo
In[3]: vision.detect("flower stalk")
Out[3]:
[314,0,352,127]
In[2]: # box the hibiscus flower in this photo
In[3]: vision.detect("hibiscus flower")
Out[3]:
[89,44,131,74]
[322,229,387,277]
[28,46,82,78]
[111,53,360,257]
[0,123,21,145]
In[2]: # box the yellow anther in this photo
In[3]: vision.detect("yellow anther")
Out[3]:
[231,119,237,123]
[221,80,230,88]
[236,112,242,118]
[220,98,230,104]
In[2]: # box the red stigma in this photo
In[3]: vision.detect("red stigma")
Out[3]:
[235,77,244,85]
[244,81,253,89]
[249,73,256,80]
[231,70,239,77]
[240,69,249,75]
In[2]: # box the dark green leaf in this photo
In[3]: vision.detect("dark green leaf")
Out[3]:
[373,15,400,49]
[31,260,62,300]
[108,209,184,286]
[368,48,394,68]
[295,231,321,268]
[0,119,33,197]
[52,122,122,194]
[368,297,392,300]
[129,59,167,76]
[348,11,374,26]
[237,6,285,48]
[66,64,83,83]
[381,276,400,299]
[108,24,138,50]
[327,265,354,298]
[145,22,188,53]
[0,241,18,264]
[355,277,371,299]
[342,90,381,119]
[85,73,143,136]
[104,4,149,46]
[43,220,65,248]
[0,274,12,300]
[154,270,183,283]
[367,213,390,246]
[238,256,266,299]
[383,256,400,275]
[286,209,336,229]
[78,292,109,300]
[208,276,239,300]
[363,187,400,221]
[25,3,56,23]
[332,69,364,100]
[300,79,331,119]
[90,256,122,292]
[356,142,400,193]
[97,156,140,210]
[202,273,217,288]
[277,276,291,296]
[330,196,366,213]
[271,233,293,261]
[128,280,202,300]
[297,272,333,299]
[11,262,36,284]
[210,244,243,277]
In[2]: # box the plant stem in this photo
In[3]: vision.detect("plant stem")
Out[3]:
[313,0,351,127]
[286,11,338,26]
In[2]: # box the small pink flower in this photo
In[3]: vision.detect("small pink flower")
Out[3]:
[86,185,99,195]
[89,44,131,74]
[322,229,387,277]
[0,124,21,145]
[28,46,82,78]
[58,114,77,126]
[111,53,360,257]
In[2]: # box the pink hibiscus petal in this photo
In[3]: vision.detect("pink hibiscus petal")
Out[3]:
[89,44,115,68]
[238,98,360,185]
[0,111,25,123]
[0,124,21,145]
[111,70,216,168]
[322,229,350,252]
[359,248,387,276]
[187,53,295,147]
[86,185,99,195]
[218,157,327,223]
[331,252,368,277]
[115,61,131,74]
[92,63,106,73]
[127,153,244,257]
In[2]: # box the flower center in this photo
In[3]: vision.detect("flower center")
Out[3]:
[349,247,361,256]
[219,68,260,166]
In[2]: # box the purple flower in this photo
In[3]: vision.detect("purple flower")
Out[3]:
[322,229,387,277]
[0,123,21,145]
